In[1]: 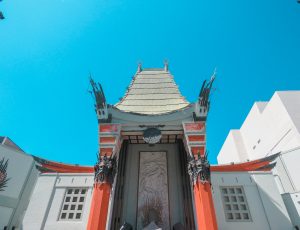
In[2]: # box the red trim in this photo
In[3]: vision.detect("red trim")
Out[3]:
[41,165,93,173]
[87,183,111,230]
[39,161,93,173]
[99,147,113,156]
[188,135,205,142]
[194,182,218,230]
[99,124,119,133]
[191,146,205,156]
[211,154,278,172]
[184,122,205,132]
[100,136,116,144]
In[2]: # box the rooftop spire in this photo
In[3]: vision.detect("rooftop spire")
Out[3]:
[164,60,169,72]
[137,62,142,73]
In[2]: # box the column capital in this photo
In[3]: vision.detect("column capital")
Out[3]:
[94,154,116,185]
[188,153,210,185]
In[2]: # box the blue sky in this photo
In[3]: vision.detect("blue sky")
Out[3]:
[0,0,299,165]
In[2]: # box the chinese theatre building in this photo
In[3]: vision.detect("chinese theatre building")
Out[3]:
[0,63,295,230]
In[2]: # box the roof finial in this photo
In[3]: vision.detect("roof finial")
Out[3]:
[137,62,142,73]
[212,67,217,79]
[164,60,169,72]
[0,11,4,20]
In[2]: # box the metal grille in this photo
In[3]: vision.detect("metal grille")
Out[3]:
[220,186,252,222]
[59,188,87,221]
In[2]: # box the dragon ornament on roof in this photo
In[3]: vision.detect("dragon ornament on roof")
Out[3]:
[89,76,111,122]
[194,69,216,120]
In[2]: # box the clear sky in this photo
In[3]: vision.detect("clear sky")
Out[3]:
[0,0,299,165]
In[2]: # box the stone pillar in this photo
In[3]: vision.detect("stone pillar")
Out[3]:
[87,124,121,230]
[193,182,218,230]
[183,122,218,230]
[87,183,111,230]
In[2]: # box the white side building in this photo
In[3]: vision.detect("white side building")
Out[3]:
[218,91,300,228]
[0,137,94,230]
[211,171,292,230]
[22,173,94,230]
[0,137,39,229]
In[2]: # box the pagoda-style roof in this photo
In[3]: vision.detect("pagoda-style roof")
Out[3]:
[114,66,190,115]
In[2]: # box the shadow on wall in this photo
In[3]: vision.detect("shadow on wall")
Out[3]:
[282,193,300,229]
[256,179,294,230]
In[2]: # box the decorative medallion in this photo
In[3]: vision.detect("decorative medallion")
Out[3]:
[0,157,9,192]
[143,128,162,144]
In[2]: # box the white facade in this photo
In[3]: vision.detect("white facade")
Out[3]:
[218,91,300,163]
[0,140,39,230]
[0,135,296,229]
[218,91,300,228]
[2,91,299,230]
[22,173,94,230]
[211,171,293,230]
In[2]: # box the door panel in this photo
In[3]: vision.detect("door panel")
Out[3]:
[137,152,170,229]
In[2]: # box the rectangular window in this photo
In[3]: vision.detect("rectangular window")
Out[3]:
[59,188,87,221]
[220,186,252,222]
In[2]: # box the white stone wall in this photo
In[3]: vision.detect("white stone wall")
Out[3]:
[218,91,300,164]
[211,171,293,230]
[217,130,248,163]
[22,173,94,230]
[217,91,300,228]
[279,147,300,192]
[282,192,300,227]
[0,144,38,229]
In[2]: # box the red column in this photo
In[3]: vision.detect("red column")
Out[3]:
[86,123,121,229]
[194,182,218,230]
[87,183,111,230]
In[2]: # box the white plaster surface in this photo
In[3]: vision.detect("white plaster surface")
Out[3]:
[211,172,293,230]
[0,144,38,229]
[282,192,300,227]
[0,206,13,228]
[0,145,34,199]
[218,91,300,164]
[217,91,300,228]
[22,173,94,230]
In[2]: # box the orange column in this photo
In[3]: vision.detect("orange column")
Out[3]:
[194,182,218,230]
[87,183,111,230]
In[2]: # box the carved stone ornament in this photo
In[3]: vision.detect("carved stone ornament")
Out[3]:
[94,154,116,184]
[188,153,210,184]
[143,128,162,144]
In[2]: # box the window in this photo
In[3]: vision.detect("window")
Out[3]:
[220,186,251,222]
[59,188,87,221]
